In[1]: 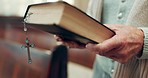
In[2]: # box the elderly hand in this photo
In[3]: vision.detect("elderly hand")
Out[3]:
[54,35,85,48]
[86,24,144,63]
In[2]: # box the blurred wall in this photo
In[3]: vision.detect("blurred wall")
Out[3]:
[74,0,90,12]
[0,0,90,17]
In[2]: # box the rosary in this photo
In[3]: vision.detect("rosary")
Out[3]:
[21,13,34,64]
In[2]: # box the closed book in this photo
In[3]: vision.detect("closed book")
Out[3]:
[24,1,115,44]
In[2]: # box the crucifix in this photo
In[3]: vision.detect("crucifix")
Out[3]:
[21,37,34,64]
[21,13,34,64]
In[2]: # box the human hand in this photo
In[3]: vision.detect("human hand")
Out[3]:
[86,24,144,63]
[54,35,85,48]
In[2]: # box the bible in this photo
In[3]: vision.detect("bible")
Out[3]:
[23,1,115,44]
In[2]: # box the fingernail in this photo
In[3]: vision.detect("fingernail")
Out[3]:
[86,43,94,48]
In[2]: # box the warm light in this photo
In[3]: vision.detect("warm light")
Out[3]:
[47,0,74,4]
[47,0,59,2]
[63,0,74,4]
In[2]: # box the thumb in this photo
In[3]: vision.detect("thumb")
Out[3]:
[86,36,120,54]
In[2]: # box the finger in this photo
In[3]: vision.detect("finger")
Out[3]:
[98,36,121,53]
[86,43,96,48]
[53,35,63,41]
[86,43,97,52]
[86,43,107,55]
[86,36,121,55]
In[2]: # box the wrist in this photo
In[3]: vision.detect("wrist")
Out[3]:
[136,28,145,58]
[136,29,144,57]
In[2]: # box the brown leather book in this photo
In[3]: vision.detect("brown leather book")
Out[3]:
[24,1,115,44]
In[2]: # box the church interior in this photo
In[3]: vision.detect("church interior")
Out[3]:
[0,0,96,78]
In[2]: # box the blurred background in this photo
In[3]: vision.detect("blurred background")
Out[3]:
[0,0,95,78]
[0,0,89,17]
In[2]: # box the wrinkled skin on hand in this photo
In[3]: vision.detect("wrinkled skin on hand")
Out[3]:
[86,24,144,63]
[54,35,85,48]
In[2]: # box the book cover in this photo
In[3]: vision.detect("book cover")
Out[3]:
[24,1,115,44]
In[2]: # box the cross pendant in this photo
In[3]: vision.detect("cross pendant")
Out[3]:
[22,12,34,64]
[22,37,34,64]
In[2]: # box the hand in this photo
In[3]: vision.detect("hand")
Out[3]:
[54,35,85,48]
[86,24,144,63]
